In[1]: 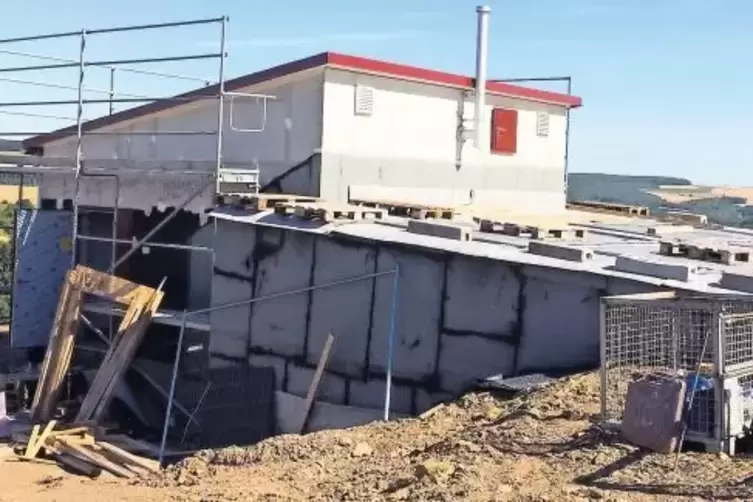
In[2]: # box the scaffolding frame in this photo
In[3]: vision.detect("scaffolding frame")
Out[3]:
[0,17,271,352]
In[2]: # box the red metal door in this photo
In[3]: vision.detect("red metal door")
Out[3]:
[490,108,518,154]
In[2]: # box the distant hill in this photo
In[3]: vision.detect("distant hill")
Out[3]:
[567,173,753,227]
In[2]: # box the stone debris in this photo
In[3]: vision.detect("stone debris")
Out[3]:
[9,372,753,501]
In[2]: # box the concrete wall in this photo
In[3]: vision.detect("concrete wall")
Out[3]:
[320,68,568,212]
[39,69,325,213]
[187,223,214,311]
[208,219,661,416]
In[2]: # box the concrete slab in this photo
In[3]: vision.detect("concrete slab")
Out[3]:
[516,271,601,373]
[720,271,753,293]
[307,238,377,378]
[444,257,519,335]
[286,363,347,404]
[369,248,443,380]
[214,220,257,274]
[437,334,516,394]
[407,219,472,241]
[209,275,253,360]
[275,390,405,434]
[348,378,413,414]
[528,240,593,262]
[249,230,313,357]
[249,353,288,389]
[621,376,686,453]
[615,255,697,282]
[414,389,454,414]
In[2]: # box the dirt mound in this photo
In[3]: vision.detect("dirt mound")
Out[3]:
[10,371,753,501]
[148,372,753,501]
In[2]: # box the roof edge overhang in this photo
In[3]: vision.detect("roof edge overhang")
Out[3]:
[24,50,581,148]
[324,52,582,108]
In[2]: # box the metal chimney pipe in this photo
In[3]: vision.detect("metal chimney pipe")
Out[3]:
[474,5,491,148]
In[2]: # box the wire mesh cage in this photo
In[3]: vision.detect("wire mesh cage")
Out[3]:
[600,292,753,452]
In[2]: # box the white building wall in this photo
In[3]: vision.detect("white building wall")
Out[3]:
[320,68,568,212]
[39,69,325,213]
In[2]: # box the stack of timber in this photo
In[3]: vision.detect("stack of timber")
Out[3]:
[15,420,160,478]
[30,264,165,437]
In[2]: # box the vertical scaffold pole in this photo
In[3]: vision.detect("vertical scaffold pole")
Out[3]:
[70,30,86,268]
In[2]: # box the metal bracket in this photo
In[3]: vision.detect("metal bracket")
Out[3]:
[217,168,260,195]
[227,91,276,133]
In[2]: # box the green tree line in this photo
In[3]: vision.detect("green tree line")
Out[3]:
[0,201,34,322]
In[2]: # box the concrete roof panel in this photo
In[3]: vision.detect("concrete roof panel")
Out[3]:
[209,207,750,295]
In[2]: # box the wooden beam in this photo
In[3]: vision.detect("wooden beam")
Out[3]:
[90,289,164,421]
[54,437,135,479]
[75,265,148,304]
[30,269,78,420]
[50,452,101,477]
[297,333,334,434]
[24,425,40,458]
[97,441,160,473]
[25,420,57,459]
[76,287,164,423]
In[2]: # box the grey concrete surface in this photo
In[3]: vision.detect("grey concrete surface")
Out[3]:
[208,217,663,415]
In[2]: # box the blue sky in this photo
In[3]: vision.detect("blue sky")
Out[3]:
[1,0,751,184]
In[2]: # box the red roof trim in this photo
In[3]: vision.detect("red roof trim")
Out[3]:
[326,53,582,107]
[24,51,581,148]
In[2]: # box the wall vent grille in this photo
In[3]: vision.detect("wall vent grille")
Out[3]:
[354,85,375,116]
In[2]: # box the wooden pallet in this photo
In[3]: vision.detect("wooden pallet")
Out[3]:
[349,198,456,220]
[659,240,750,265]
[275,202,386,222]
[479,219,586,240]
[216,193,319,210]
[568,200,650,217]
[16,421,160,478]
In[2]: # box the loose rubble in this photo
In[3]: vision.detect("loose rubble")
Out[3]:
[6,372,753,501]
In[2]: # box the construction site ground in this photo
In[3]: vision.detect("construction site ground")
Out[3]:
[3,372,753,502]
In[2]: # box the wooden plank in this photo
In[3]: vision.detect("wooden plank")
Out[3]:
[91,290,164,421]
[74,289,154,423]
[54,437,135,479]
[76,288,164,423]
[24,425,40,458]
[26,420,57,459]
[50,452,101,477]
[75,265,149,305]
[50,426,91,437]
[97,441,161,473]
[100,434,162,458]
[39,287,83,422]
[30,269,78,419]
[297,333,335,434]
[419,403,445,420]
